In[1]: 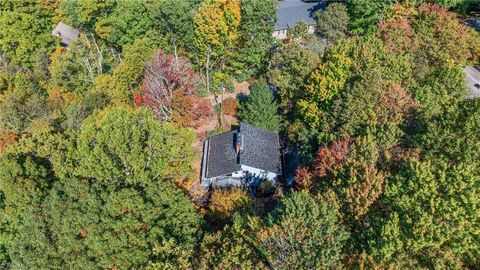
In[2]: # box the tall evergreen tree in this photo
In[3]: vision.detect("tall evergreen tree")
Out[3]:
[238,79,281,131]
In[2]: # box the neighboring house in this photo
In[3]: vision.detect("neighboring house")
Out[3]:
[52,22,80,47]
[201,123,283,189]
[273,0,325,39]
[464,66,480,98]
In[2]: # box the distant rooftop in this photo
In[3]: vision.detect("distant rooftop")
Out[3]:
[52,22,80,46]
[275,0,326,31]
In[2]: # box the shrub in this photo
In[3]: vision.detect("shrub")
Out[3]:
[222,97,238,116]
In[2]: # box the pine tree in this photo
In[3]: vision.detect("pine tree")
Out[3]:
[238,80,281,131]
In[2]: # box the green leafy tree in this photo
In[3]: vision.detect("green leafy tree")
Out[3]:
[315,3,350,45]
[0,72,50,133]
[57,0,114,31]
[238,79,281,131]
[72,107,196,186]
[49,35,117,93]
[260,191,349,270]
[0,3,56,68]
[371,159,480,268]
[232,0,277,79]
[268,42,320,112]
[199,213,268,270]
[297,52,352,128]
[0,107,202,268]
[147,0,197,64]
[420,98,480,165]
[346,0,393,34]
[95,0,153,47]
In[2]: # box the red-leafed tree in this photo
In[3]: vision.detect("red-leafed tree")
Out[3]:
[138,50,212,127]
[313,137,352,179]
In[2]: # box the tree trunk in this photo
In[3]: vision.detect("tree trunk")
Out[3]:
[205,50,211,95]
[173,42,179,69]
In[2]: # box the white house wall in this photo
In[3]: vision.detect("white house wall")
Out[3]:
[273,29,288,39]
[273,25,316,39]
[240,165,278,180]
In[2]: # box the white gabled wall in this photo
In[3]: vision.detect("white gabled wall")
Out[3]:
[240,165,279,180]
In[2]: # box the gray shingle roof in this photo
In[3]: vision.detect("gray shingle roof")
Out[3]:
[52,22,80,46]
[275,0,326,31]
[205,123,282,178]
[206,131,241,178]
[239,123,282,175]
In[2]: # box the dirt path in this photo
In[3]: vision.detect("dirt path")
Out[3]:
[204,80,250,106]
[188,80,251,199]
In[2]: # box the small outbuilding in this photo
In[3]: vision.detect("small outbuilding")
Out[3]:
[52,22,80,47]
[201,123,283,189]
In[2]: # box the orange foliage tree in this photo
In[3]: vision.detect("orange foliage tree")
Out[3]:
[0,131,17,153]
[221,97,238,116]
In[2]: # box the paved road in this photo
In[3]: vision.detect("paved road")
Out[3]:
[464,66,480,99]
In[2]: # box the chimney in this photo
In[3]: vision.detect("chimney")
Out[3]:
[236,132,243,154]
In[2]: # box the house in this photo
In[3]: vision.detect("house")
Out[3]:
[273,0,326,39]
[52,22,80,47]
[201,123,283,189]
[464,66,480,98]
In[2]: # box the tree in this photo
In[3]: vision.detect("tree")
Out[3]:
[222,97,238,116]
[268,42,320,113]
[346,0,393,34]
[200,213,268,270]
[231,0,277,79]
[297,52,352,129]
[207,188,252,224]
[0,107,203,268]
[238,80,281,131]
[0,71,51,133]
[95,0,153,47]
[137,51,212,127]
[73,107,196,186]
[0,131,17,153]
[194,0,241,95]
[56,0,114,31]
[0,4,55,68]
[147,0,197,64]
[412,3,480,67]
[315,3,350,45]
[49,35,115,94]
[260,191,349,270]
[420,98,480,165]
[370,159,480,268]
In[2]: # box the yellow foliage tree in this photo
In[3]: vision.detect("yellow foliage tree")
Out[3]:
[298,53,352,128]
[207,188,251,224]
[194,0,241,94]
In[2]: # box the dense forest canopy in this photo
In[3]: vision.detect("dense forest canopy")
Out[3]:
[0,0,479,269]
